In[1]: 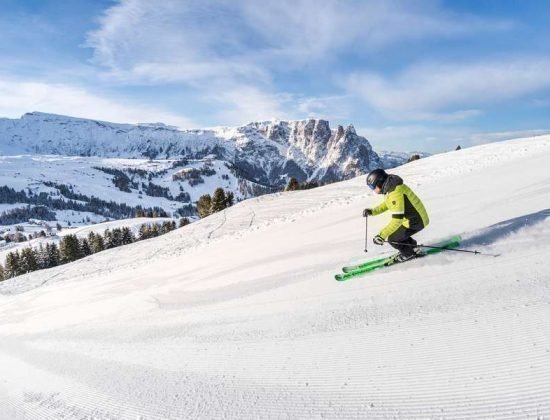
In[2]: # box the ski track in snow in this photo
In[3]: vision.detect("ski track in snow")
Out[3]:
[0,136,550,418]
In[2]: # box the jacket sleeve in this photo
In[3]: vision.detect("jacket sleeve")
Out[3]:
[379,189,405,239]
[370,201,388,216]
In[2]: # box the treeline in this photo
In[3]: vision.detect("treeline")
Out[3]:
[172,166,217,187]
[285,177,320,191]
[0,206,56,225]
[93,167,135,192]
[94,167,180,201]
[142,182,172,199]
[0,219,190,281]
[94,166,198,203]
[196,188,234,218]
[0,184,168,223]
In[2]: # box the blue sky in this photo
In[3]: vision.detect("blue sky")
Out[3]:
[0,0,549,152]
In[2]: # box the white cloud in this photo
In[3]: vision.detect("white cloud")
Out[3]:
[84,0,510,123]
[347,58,550,121]
[241,1,510,62]
[295,95,352,120]
[86,0,269,85]
[206,88,355,126]
[87,0,509,84]
[0,78,196,128]
[206,85,292,126]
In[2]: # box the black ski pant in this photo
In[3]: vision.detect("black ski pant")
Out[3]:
[387,225,423,257]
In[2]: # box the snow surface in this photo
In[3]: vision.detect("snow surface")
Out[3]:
[0,135,549,418]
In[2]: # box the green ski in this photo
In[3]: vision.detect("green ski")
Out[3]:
[335,235,462,281]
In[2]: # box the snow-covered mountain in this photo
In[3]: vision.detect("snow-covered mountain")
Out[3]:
[0,112,386,186]
[378,149,431,167]
[0,134,549,418]
[0,112,416,226]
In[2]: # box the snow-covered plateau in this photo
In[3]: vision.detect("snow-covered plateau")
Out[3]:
[0,134,549,418]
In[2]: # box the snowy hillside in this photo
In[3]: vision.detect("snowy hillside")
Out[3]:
[0,134,549,418]
[0,154,260,225]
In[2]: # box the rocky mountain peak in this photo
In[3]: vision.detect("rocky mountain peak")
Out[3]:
[0,113,387,187]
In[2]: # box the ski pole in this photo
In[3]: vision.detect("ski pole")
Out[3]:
[386,240,499,257]
[364,214,368,253]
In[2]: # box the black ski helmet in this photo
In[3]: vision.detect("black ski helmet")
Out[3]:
[366,168,388,190]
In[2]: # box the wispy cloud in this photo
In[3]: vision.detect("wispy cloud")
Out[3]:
[206,85,293,125]
[0,78,196,127]
[85,0,511,123]
[87,0,510,83]
[346,58,550,121]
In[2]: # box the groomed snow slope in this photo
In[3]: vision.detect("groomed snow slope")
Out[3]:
[0,135,549,419]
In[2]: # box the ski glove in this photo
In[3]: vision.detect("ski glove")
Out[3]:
[373,235,384,246]
[363,208,373,217]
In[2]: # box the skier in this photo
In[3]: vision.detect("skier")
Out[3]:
[363,169,429,263]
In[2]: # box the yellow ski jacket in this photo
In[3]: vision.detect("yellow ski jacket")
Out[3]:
[371,175,429,239]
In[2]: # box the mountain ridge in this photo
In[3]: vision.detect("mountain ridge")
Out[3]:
[0,112,392,186]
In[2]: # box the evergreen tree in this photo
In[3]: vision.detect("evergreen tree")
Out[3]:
[111,228,123,247]
[91,234,105,254]
[211,188,227,213]
[138,224,150,241]
[170,221,177,231]
[60,234,80,263]
[121,227,135,245]
[36,244,48,269]
[286,177,300,191]
[80,238,92,257]
[179,217,190,228]
[0,263,5,281]
[20,247,38,274]
[151,223,160,237]
[225,191,234,207]
[5,250,22,278]
[197,194,212,218]
[456,145,462,151]
[46,243,60,268]
[87,232,96,249]
[160,222,170,235]
[103,229,115,249]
